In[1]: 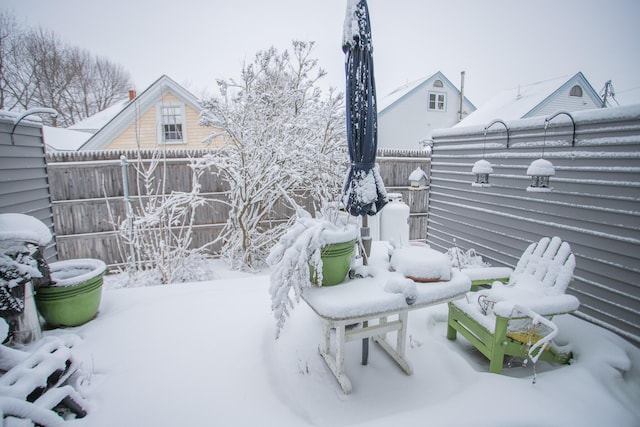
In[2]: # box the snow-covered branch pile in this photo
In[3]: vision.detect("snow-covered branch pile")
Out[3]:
[447,246,491,269]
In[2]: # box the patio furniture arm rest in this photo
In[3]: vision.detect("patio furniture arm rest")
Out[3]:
[493,294,580,318]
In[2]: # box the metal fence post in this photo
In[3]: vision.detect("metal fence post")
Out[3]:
[120,155,136,268]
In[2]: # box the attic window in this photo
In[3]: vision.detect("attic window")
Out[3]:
[158,104,185,144]
[433,79,444,88]
[428,92,446,111]
[569,85,583,97]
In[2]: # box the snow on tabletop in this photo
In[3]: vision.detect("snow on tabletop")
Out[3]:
[302,269,469,321]
[49,259,106,287]
[390,246,451,281]
[0,213,52,247]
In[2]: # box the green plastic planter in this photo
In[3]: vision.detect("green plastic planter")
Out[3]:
[35,259,106,327]
[310,239,356,286]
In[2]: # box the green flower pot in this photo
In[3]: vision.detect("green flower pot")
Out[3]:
[35,258,106,327]
[310,239,356,286]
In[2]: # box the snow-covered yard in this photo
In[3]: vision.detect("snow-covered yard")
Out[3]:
[33,261,640,427]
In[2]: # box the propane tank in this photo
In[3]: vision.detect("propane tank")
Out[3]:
[379,193,410,247]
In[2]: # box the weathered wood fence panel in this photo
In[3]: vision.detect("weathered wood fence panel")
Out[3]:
[46,148,431,267]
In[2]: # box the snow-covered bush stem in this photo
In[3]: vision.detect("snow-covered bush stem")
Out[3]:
[198,41,347,271]
[112,150,211,285]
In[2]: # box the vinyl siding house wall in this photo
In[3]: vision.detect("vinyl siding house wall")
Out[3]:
[0,112,57,261]
[428,104,640,345]
[378,71,475,150]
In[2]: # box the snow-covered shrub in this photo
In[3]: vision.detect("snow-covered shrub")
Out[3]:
[110,151,213,286]
[197,41,347,271]
[447,246,491,269]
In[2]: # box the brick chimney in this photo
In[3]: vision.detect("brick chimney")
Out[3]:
[128,89,136,101]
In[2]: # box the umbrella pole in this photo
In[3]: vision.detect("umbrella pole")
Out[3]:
[361,215,371,365]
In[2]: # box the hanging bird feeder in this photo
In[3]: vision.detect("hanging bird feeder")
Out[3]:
[527,158,555,192]
[472,159,494,187]
[471,119,507,188]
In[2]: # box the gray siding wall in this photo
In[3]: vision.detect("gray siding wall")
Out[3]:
[0,115,57,261]
[428,105,640,345]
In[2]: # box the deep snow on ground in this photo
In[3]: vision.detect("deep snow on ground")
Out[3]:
[34,261,640,427]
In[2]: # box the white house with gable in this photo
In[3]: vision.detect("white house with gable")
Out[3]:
[455,72,604,128]
[377,71,476,150]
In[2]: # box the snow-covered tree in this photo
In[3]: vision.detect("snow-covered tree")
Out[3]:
[0,11,131,126]
[197,41,347,271]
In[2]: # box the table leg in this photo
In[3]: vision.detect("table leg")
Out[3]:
[372,311,413,375]
[362,321,368,365]
[397,311,408,359]
[318,322,352,394]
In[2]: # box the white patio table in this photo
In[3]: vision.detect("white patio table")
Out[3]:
[301,269,471,394]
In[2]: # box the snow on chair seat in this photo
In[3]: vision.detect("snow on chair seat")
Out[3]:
[446,236,580,374]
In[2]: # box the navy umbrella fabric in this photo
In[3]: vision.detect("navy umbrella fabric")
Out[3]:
[342,0,387,220]
[342,0,388,366]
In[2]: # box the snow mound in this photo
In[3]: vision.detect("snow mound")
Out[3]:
[0,214,52,247]
[391,246,451,282]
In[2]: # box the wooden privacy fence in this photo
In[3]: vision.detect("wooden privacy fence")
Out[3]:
[46,148,430,267]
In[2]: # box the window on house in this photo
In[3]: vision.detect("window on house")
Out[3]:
[428,92,446,111]
[569,85,583,97]
[433,79,444,88]
[160,105,184,143]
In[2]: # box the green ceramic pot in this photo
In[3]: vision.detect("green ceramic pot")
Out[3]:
[35,259,106,327]
[310,239,356,286]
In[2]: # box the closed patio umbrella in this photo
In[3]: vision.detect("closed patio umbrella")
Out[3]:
[342,0,387,258]
[342,0,388,364]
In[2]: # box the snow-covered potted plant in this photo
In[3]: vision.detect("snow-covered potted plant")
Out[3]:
[267,205,358,336]
[0,213,107,330]
[0,213,53,344]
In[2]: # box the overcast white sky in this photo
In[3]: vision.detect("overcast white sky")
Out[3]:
[3,0,640,107]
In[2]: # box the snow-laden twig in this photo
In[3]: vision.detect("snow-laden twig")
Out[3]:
[110,151,214,286]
